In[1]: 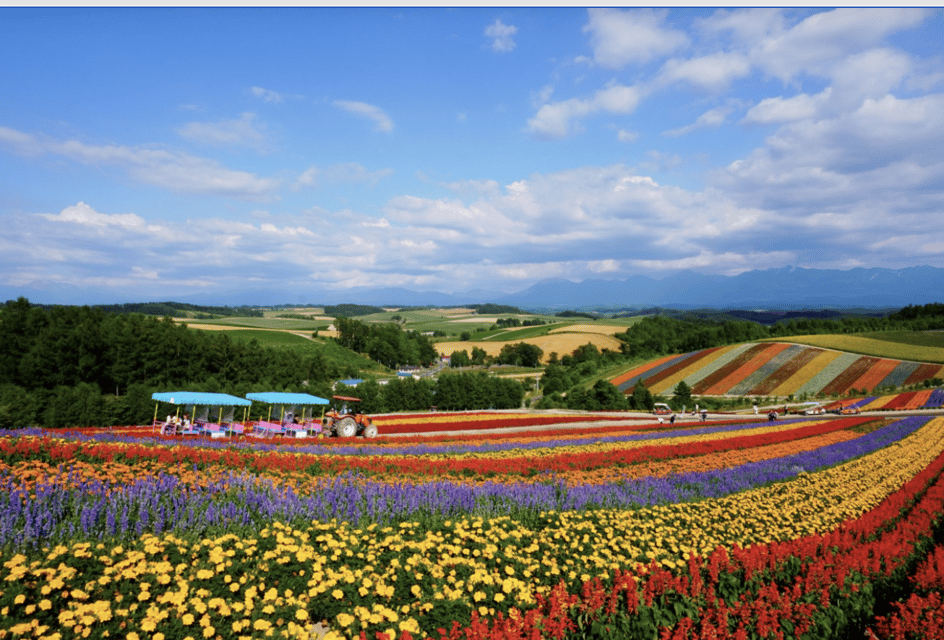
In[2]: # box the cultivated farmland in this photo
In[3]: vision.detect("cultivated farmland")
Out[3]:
[612,341,944,397]
[3,412,944,639]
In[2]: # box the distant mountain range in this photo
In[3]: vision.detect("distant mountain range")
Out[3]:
[3,266,942,311]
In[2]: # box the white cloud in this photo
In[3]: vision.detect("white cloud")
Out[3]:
[664,106,732,137]
[527,82,643,139]
[177,112,268,150]
[0,126,280,200]
[743,89,831,124]
[333,100,394,133]
[41,201,150,231]
[583,8,689,69]
[697,8,786,46]
[617,129,639,143]
[753,8,928,83]
[657,52,751,92]
[294,163,393,190]
[250,86,284,103]
[484,19,518,53]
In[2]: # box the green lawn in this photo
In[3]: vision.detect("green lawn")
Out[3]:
[182,317,327,331]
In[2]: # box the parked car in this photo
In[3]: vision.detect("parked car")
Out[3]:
[652,403,673,415]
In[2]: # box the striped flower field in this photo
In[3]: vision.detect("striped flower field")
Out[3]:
[612,341,944,398]
[2,412,944,639]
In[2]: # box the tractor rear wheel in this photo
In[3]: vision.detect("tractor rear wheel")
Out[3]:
[337,417,357,438]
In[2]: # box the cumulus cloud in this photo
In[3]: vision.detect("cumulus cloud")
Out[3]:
[41,201,150,230]
[485,19,518,53]
[751,8,929,83]
[531,8,931,144]
[657,52,751,92]
[527,82,643,139]
[583,8,689,68]
[333,100,394,133]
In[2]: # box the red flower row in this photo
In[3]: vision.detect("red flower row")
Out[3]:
[0,416,872,480]
[376,438,944,640]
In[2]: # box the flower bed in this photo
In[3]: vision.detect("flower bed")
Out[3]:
[0,414,942,640]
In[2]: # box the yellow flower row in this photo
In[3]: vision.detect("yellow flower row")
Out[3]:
[358,418,834,463]
[2,418,941,640]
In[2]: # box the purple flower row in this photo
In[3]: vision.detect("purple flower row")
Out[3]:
[0,416,929,549]
[10,418,785,458]
[923,388,944,409]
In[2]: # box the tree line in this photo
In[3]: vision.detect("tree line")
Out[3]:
[0,298,337,429]
[333,317,439,369]
[615,303,944,359]
[336,372,526,414]
[93,301,263,318]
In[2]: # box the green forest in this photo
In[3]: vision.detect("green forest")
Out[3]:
[2,298,942,429]
[0,299,525,428]
[0,298,338,429]
[614,303,944,358]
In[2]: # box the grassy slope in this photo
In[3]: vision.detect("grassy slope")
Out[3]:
[760,333,944,364]
[182,325,386,375]
[179,317,327,331]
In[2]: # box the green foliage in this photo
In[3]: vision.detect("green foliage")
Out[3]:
[494,342,543,368]
[565,379,627,411]
[449,350,471,368]
[324,304,386,317]
[470,347,489,366]
[629,380,655,411]
[88,301,264,318]
[614,303,944,360]
[555,310,598,319]
[434,372,524,410]
[0,298,340,428]
[334,317,438,368]
[673,380,693,407]
[468,303,522,315]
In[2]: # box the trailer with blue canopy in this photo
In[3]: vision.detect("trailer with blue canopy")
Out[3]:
[245,392,330,438]
[151,391,252,437]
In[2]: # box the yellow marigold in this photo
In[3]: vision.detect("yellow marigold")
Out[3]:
[336,613,355,628]
[253,619,272,631]
[295,609,309,621]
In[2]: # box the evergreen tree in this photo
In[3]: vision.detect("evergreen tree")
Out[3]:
[674,380,693,408]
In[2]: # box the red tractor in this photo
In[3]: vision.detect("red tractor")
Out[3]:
[322,395,378,438]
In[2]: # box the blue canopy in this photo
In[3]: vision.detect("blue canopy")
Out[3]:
[246,392,329,405]
[152,391,251,406]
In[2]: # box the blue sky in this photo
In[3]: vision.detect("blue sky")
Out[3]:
[1,7,943,304]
